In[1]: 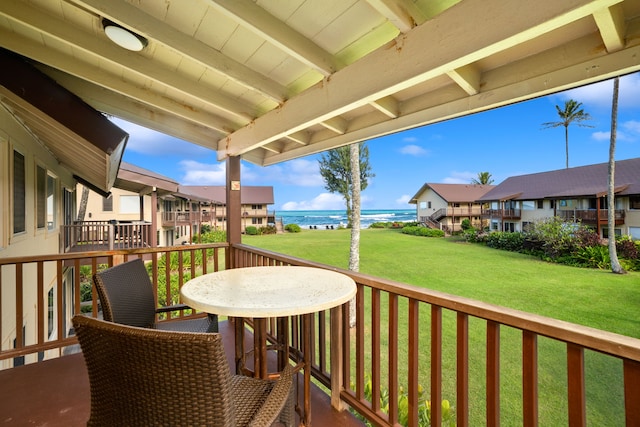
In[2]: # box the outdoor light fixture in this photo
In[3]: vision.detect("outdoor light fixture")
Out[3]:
[102,19,147,51]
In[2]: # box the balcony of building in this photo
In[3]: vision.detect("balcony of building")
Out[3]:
[61,220,152,253]
[557,209,626,226]
[1,243,639,426]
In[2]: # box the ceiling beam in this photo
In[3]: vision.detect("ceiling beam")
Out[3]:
[258,39,640,166]
[0,0,255,123]
[446,64,481,95]
[218,0,621,159]
[365,0,416,33]
[207,0,339,76]
[70,0,288,103]
[593,4,626,52]
[370,96,399,118]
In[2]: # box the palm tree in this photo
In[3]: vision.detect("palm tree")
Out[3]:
[471,171,494,185]
[542,99,593,168]
[607,77,625,274]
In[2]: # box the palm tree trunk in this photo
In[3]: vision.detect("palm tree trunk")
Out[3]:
[348,143,361,327]
[564,125,570,168]
[608,76,625,274]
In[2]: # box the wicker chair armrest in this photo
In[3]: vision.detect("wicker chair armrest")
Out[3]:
[155,304,190,314]
[248,364,294,427]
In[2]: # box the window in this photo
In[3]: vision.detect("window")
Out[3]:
[522,201,535,210]
[47,175,56,229]
[537,200,544,209]
[251,204,263,210]
[103,194,113,211]
[13,150,26,234]
[630,196,640,210]
[550,200,556,209]
[37,165,46,229]
[428,201,432,209]
[119,195,139,214]
[252,218,263,225]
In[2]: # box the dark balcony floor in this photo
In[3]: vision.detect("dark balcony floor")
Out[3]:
[0,320,363,427]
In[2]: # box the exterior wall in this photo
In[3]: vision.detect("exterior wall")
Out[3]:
[77,185,153,223]
[415,188,447,221]
[1,108,77,366]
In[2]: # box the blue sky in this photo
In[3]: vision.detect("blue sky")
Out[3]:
[117,73,640,211]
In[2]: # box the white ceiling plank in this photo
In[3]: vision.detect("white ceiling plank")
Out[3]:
[217,0,621,159]
[70,0,289,102]
[207,0,339,76]
[0,0,255,123]
[446,64,481,95]
[593,4,626,52]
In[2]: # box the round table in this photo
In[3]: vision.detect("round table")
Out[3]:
[181,265,356,426]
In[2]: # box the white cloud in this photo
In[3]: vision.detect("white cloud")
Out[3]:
[252,159,323,187]
[395,194,411,205]
[561,73,640,109]
[591,119,640,142]
[442,171,476,184]
[400,144,429,156]
[179,160,226,185]
[281,193,344,210]
[111,117,209,156]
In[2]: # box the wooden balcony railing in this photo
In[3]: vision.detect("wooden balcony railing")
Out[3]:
[2,243,640,425]
[482,208,522,219]
[61,220,152,252]
[557,209,626,224]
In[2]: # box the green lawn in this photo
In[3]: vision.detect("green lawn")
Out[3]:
[243,229,640,426]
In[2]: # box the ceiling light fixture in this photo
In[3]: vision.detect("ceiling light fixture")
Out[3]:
[102,19,147,52]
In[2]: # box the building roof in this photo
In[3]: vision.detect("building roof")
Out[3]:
[1,1,638,167]
[177,186,274,205]
[478,157,640,202]
[410,183,495,204]
[114,162,179,196]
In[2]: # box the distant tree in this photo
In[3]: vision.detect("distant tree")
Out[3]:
[607,77,625,274]
[318,143,374,228]
[471,172,494,185]
[542,99,593,168]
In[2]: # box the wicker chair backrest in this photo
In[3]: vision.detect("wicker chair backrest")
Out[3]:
[92,258,157,328]
[72,315,236,426]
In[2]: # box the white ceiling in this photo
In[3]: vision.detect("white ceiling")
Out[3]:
[1,0,639,169]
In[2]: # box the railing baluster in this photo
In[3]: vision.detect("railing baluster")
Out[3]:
[624,359,640,425]
[457,312,469,427]
[431,305,443,426]
[15,263,23,350]
[37,262,44,346]
[356,282,365,400]
[523,330,538,427]
[372,288,381,414]
[388,293,399,424]
[567,343,586,427]
[487,320,500,426]
[408,299,419,427]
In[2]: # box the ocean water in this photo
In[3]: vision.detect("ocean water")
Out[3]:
[277,209,416,229]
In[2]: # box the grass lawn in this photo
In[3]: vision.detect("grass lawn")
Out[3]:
[243,229,640,426]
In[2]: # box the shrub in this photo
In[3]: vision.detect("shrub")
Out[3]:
[485,231,525,252]
[401,226,444,238]
[259,225,277,235]
[284,223,301,233]
[369,222,388,228]
[616,235,638,260]
[351,375,455,427]
[193,230,227,243]
[575,245,610,269]
[461,218,472,231]
[245,226,259,235]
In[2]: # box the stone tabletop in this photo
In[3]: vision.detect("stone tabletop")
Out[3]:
[180,266,357,318]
